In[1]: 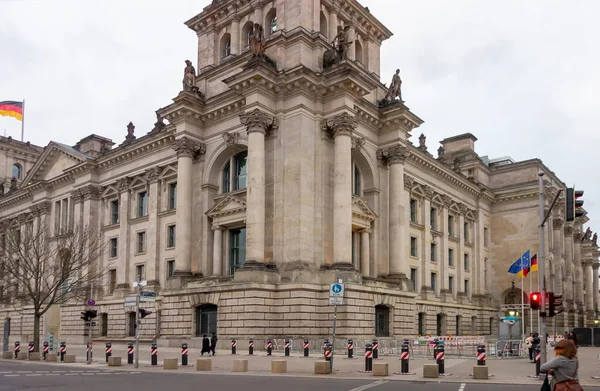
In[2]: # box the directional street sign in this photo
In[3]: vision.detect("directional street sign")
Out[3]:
[124,301,136,308]
[124,296,137,303]
[140,291,156,302]
[329,283,344,305]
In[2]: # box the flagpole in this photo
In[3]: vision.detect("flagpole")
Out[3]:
[521,246,525,342]
[529,265,533,334]
[20,99,25,142]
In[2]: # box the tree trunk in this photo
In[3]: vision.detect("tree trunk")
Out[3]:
[33,314,40,353]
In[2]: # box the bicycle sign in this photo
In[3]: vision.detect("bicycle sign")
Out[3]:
[329,283,344,305]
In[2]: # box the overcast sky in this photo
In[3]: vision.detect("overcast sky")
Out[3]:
[0,0,597,234]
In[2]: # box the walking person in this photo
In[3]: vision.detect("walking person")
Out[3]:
[210,332,218,356]
[540,339,583,391]
[525,333,534,361]
[201,334,211,356]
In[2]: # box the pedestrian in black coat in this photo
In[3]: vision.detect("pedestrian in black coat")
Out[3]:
[201,335,211,356]
[210,332,218,356]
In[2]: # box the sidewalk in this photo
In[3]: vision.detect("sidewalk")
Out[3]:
[5,343,600,386]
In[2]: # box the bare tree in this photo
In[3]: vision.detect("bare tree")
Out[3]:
[0,223,107,352]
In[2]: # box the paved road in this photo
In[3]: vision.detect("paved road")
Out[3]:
[1,361,600,391]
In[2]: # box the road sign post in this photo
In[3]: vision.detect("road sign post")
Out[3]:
[329,281,344,374]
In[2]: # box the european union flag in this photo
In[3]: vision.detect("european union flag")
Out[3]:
[508,250,531,276]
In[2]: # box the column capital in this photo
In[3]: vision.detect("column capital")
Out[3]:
[211,224,225,231]
[376,144,409,165]
[173,137,206,158]
[145,167,161,183]
[81,185,101,200]
[593,263,600,271]
[564,225,574,236]
[442,194,452,208]
[321,112,357,138]
[423,185,435,200]
[553,217,564,230]
[240,108,278,135]
[117,177,133,192]
[361,228,371,234]
[71,189,84,203]
[32,201,51,217]
[574,230,584,242]
[458,203,468,216]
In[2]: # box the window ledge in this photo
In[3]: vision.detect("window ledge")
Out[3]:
[166,246,175,251]
[102,223,120,232]
[465,241,474,247]
[130,216,149,224]
[158,209,176,218]
[409,222,424,229]
[135,251,147,256]
[449,235,459,243]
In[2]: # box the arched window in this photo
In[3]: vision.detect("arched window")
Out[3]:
[375,305,390,337]
[320,11,328,38]
[352,163,361,196]
[355,40,363,64]
[222,151,248,193]
[12,163,21,179]
[220,33,231,58]
[195,304,218,337]
[265,8,277,36]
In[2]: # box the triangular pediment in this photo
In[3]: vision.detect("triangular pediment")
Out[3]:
[352,197,377,221]
[101,185,119,199]
[205,195,247,218]
[159,165,177,179]
[22,142,90,185]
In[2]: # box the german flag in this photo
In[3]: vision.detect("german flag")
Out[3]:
[0,101,23,121]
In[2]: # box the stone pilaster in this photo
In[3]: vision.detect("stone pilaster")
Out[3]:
[347,24,356,61]
[173,137,205,276]
[440,195,451,294]
[573,229,584,308]
[563,224,574,309]
[457,204,466,294]
[328,8,338,42]
[145,167,160,286]
[584,259,594,314]
[377,144,410,282]
[593,259,599,315]
[360,228,370,277]
[231,17,240,55]
[212,225,224,276]
[239,109,277,270]
[553,218,564,295]
[323,113,357,270]
[421,187,433,294]
[116,177,132,290]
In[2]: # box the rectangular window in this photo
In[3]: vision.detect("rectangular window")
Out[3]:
[431,272,437,293]
[110,200,119,224]
[109,238,118,258]
[222,164,231,193]
[354,166,361,196]
[448,248,454,266]
[108,269,116,294]
[484,258,488,289]
[463,222,469,242]
[484,227,489,247]
[54,201,61,233]
[138,191,148,217]
[230,228,246,275]
[410,268,417,292]
[136,264,145,280]
[168,183,177,210]
[431,243,437,262]
[375,306,390,337]
[464,280,469,296]
[448,215,454,236]
[430,208,436,229]
[464,253,469,271]
[410,237,417,257]
[449,276,454,293]
[410,199,417,223]
[167,225,176,248]
[137,231,146,253]
[167,260,175,278]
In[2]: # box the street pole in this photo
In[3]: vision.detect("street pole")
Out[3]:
[87,283,94,365]
[134,275,141,369]
[331,302,337,374]
[538,171,547,365]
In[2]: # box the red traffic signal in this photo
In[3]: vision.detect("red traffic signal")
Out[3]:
[530,292,541,310]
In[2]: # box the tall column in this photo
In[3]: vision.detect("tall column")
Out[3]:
[328,9,338,42]
[173,137,205,276]
[212,225,224,276]
[347,24,356,61]
[422,188,433,293]
[240,109,277,269]
[360,229,370,277]
[231,18,240,55]
[145,168,160,285]
[323,113,357,269]
[593,260,599,314]
[584,260,594,313]
[563,225,574,308]
[377,145,410,280]
[117,177,132,289]
[254,5,264,27]
[457,205,466,294]
[440,196,451,293]
[574,229,584,308]
[553,218,564,295]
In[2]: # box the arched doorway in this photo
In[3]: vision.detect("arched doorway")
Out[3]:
[195,304,218,337]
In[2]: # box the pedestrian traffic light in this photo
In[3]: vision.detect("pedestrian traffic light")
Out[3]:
[565,187,584,222]
[80,310,97,321]
[139,309,152,319]
[548,292,563,317]
[530,292,541,310]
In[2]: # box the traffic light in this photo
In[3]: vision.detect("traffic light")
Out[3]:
[566,187,584,222]
[530,292,541,310]
[80,310,97,321]
[548,292,563,317]
[139,309,152,319]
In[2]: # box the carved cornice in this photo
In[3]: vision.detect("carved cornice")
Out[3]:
[239,108,278,136]
[376,145,409,165]
[222,132,239,146]
[173,137,206,159]
[145,167,161,183]
[321,112,358,138]
[351,135,365,150]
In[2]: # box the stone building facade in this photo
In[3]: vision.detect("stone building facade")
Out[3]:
[0,0,598,347]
